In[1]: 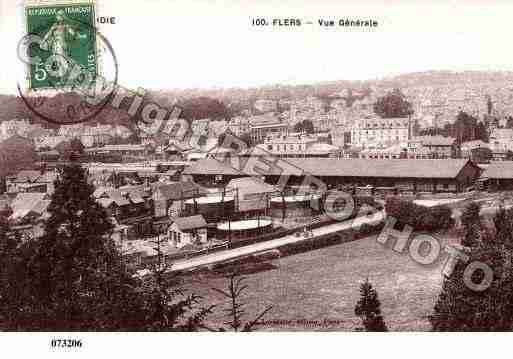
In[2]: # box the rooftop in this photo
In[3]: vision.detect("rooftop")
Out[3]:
[9,192,50,220]
[482,162,513,179]
[184,158,475,179]
[153,181,204,200]
[226,177,277,194]
[173,215,207,231]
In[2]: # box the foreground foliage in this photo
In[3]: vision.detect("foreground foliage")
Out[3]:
[354,278,388,332]
[430,203,513,331]
[0,163,209,331]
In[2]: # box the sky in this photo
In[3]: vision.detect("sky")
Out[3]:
[1,0,513,94]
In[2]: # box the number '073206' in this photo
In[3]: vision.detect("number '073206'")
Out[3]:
[50,339,83,348]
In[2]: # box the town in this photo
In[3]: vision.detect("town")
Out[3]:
[3,70,513,332]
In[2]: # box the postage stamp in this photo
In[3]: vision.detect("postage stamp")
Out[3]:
[24,2,98,90]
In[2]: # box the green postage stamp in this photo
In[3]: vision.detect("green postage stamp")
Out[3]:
[24,1,98,90]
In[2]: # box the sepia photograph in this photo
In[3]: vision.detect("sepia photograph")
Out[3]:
[1,0,513,356]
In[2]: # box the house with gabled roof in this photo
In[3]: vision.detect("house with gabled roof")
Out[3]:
[168,214,208,249]
[94,185,153,237]
[8,192,51,240]
[6,170,57,195]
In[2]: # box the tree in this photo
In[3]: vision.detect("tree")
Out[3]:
[178,97,231,122]
[476,121,489,143]
[18,163,151,330]
[461,201,483,248]
[430,206,513,331]
[373,89,413,119]
[0,206,25,329]
[449,112,486,144]
[493,206,513,276]
[211,273,272,332]
[354,278,388,331]
[487,95,493,116]
[430,238,513,331]
[55,139,84,160]
[294,120,315,134]
[239,132,253,147]
[384,197,454,232]
[0,162,213,331]
[69,138,85,154]
[470,147,492,163]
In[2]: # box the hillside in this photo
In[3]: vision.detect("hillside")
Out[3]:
[2,70,513,126]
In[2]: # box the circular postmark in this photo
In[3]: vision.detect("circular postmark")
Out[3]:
[17,4,118,125]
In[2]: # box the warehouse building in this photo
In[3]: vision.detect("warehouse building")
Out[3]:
[479,162,513,191]
[183,158,480,193]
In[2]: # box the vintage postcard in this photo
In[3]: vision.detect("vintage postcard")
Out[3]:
[0,0,512,357]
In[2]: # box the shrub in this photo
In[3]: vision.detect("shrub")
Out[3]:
[385,197,453,231]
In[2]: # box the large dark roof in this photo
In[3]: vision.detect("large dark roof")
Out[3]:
[184,158,474,179]
[183,159,242,176]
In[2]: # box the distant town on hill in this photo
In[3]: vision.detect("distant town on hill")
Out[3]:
[2,70,513,127]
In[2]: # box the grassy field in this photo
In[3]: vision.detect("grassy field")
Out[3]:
[184,232,459,331]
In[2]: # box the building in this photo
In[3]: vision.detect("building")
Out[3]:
[480,162,513,190]
[94,185,153,237]
[248,114,289,144]
[33,134,67,150]
[226,177,277,216]
[85,144,149,160]
[88,170,116,188]
[270,193,321,220]
[358,144,408,159]
[0,120,31,141]
[8,192,50,240]
[183,192,236,223]
[255,134,340,158]
[152,181,204,219]
[351,116,415,148]
[407,136,458,158]
[184,158,481,193]
[461,140,490,158]
[168,215,208,249]
[358,136,458,159]
[254,99,278,113]
[216,218,273,242]
[227,116,250,137]
[249,122,288,144]
[5,170,58,195]
[489,128,513,152]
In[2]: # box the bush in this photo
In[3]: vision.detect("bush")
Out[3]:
[385,197,453,231]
